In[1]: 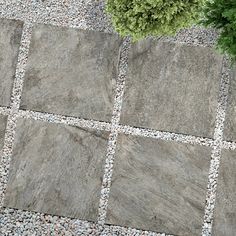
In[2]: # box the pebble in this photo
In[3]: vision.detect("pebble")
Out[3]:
[0,1,224,236]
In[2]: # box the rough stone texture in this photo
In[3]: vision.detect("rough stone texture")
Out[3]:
[0,115,7,151]
[121,40,223,138]
[0,2,230,236]
[4,118,109,221]
[212,150,236,236]
[21,24,122,121]
[0,18,23,106]
[106,134,211,236]
[223,66,236,141]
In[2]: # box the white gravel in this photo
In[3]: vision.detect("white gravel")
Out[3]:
[201,57,231,236]
[0,208,77,236]
[0,1,233,236]
[97,36,131,225]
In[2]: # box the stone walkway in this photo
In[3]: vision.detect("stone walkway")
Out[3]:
[0,1,235,236]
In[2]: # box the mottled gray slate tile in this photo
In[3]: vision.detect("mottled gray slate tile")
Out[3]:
[212,150,236,236]
[0,115,7,151]
[106,134,211,235]
[223,67,236,141]
[21,24,122,122]
[121,40,223,138]
[4,119,109,221]
[0,18,23,106]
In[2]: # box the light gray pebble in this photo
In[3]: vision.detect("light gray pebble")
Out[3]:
[0,1,226,236]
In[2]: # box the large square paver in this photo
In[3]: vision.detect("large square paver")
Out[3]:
[4,119,109,221]
[223,67,236,141]
[20,24,122,122]
[106,134,211,235]
[121,40,223,138]
[0,18,23,106]
[212,150,236,236]
[0,115,7,150]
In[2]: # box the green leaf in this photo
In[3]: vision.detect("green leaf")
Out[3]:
[106,0,204,40]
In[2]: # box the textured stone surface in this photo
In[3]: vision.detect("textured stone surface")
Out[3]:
[213,150,236,236]
[0,115,7,151]
[4,119,109,221]
[0,18,23,106]
[224,67,236,141]
[21,24,122,121]
[106,134,211,235]
[121,40,223,138]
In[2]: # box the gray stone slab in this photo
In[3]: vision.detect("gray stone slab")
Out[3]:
[21,24,122,122]
[212,150,236,236]
[121,40,223,138]
[223,67,236,141]
[106,134,211,235]
[4,119,109,221]
[0,114,7,150]
[0,18,23,106]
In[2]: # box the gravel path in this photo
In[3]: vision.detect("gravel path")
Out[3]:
[0,1,234,236]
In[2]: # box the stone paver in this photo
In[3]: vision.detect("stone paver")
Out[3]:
[212,150,236,236]
[223,67,236,141]
[0,6,233,236]
[0,115,7,150]
[121,40,223,138]
[4,118,109,221]
[106,134,211,236]
[0,19,23,106]
[20,24,122,122]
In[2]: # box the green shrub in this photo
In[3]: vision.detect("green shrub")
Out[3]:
[201,0,236,62]
[106,0,206,41]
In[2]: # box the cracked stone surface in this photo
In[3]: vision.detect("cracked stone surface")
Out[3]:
[106,134,211,236]
[4,118,109,221]
[21,24,122,121]
[212,149,236,236]
[223,67,236,141]
[0,18,23,106]
[121,39,223,138]
[0,115,7,151]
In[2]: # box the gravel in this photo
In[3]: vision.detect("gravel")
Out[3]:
[0,1,232,236]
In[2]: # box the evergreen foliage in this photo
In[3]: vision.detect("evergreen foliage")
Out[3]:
[106,0,205,41]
